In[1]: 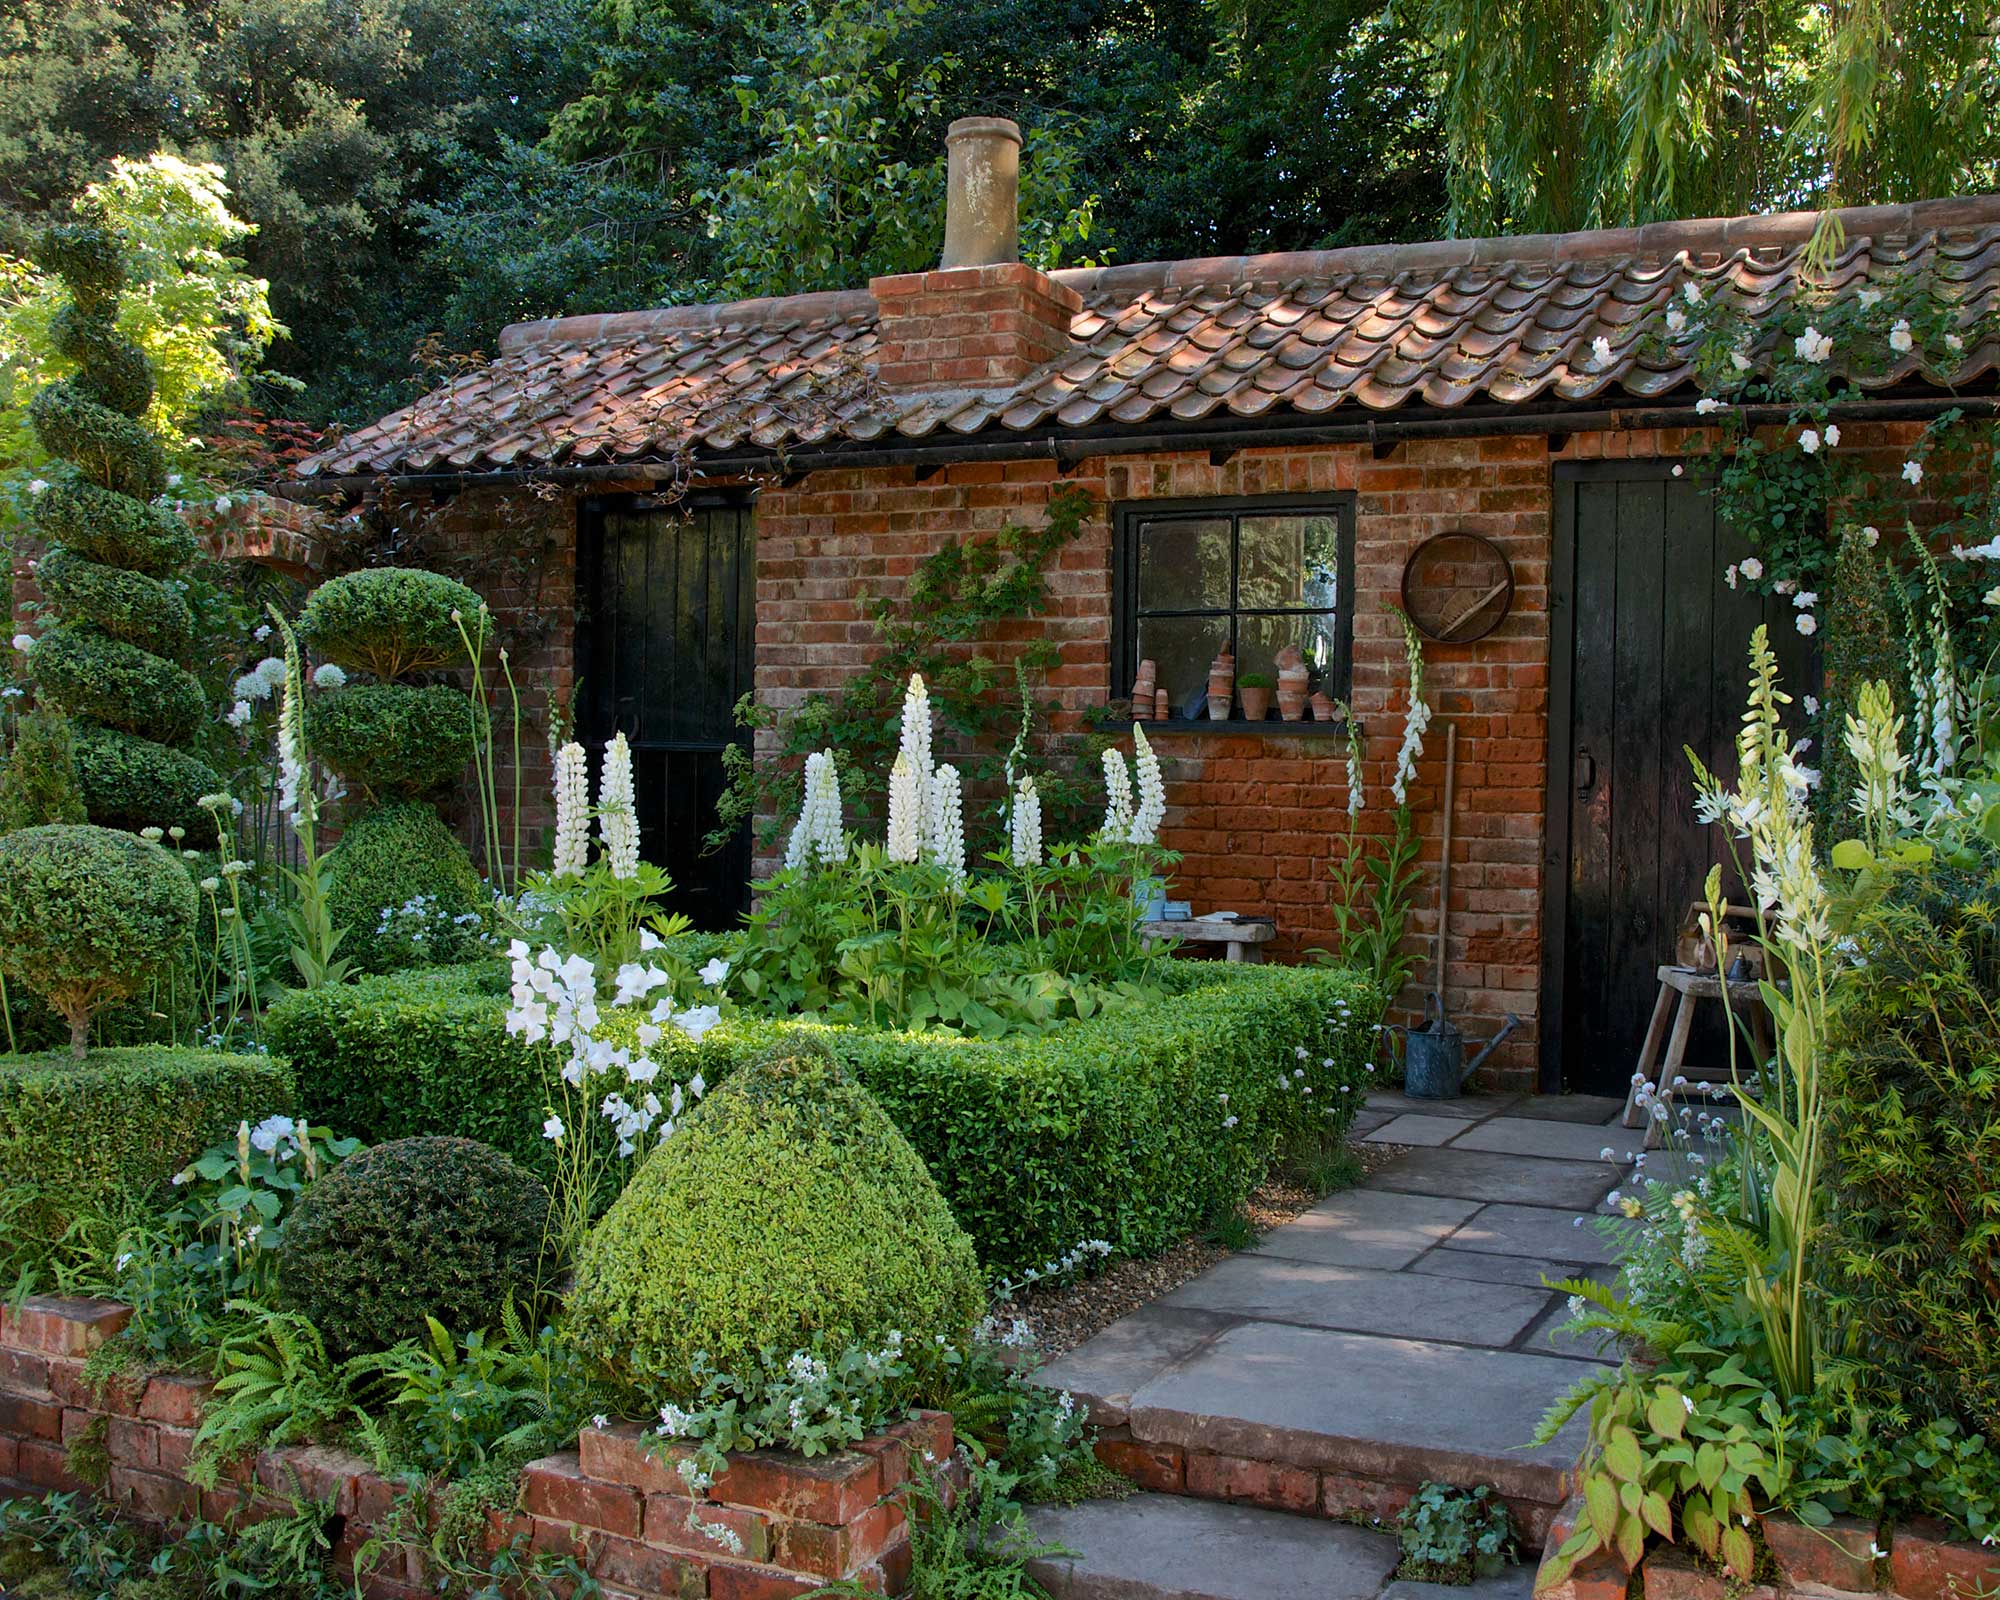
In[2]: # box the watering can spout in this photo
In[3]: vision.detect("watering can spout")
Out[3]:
[1465,1013,1523,1081]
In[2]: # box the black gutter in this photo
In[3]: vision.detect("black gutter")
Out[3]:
[275,392,2000,501]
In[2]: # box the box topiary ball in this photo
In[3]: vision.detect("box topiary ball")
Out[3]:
[69,724,220,837]
[326,799,487,972]
[0,824,196,1056]
[307,683,480,798]
[567,1038,985,1399]
[281,1135,549,1357]
[297,567,485,681]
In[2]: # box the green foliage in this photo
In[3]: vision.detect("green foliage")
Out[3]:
[269,955,1375,1272]
[189,1303,389,1486]
[307,682,478,798]
[1818,528,1907,833]
[0,824,195,1051]
[1419,0,1999,235]
[325,800,486,974]
[0,1045,294,1276]
[33,625,205,744]
[1395,1483,1518,1584]
[68,723,218,836]
[1823,865,2000,1437]
[569,1039,984,1397]
[282,1135,550,1359]
[35,546,193,656]
[0,711,87,831]
[715,485,1100,855]
[296,566,485,681]
[26,475,194,576]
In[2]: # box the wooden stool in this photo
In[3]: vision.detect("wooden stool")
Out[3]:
[1622,964,1775,1145]
[1141,915,1275,963]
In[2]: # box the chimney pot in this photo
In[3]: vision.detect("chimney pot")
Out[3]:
[940,116,1022,269]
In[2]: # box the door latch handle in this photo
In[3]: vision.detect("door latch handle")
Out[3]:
[1574,749,1596,796]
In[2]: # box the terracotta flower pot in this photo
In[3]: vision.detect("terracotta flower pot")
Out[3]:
[1310,691,1337,721]
[1277,688,1307,721]
[1240,685,1273,721]
[1206,692,1232,721]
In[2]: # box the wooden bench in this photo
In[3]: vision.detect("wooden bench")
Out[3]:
[1141,915,1277,963]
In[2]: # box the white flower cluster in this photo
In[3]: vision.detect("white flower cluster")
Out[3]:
[275,658,305,823]
[598,732,640,880]
[506,942,719,1155]
[1100,747,1135,839]
[1010,776,1043,868]
[886,753,924,863]
[927,763,967,886]
[1128,725,1166,845]
[233,656,286,704]
[551,742,591,878]
[783,749,846,871]
[312,662,347,690]
[1390,621,1431,807]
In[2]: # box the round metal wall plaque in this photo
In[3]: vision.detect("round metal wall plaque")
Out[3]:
[1400,531,1515,643]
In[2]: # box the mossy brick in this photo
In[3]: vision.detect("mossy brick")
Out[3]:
[155,1426,194,1475]
[107,1415,158,1469]
[140,1372,213,1426]
[644,1492,772,1561]
[16,1437,87,1491]
[1186,1450,1318,1513]
[522,1452,642,1539]
[1642,1548,1779,1600]
[1094,1437,1183,1492]
[708,1446,880,1523]
[255,1444,370,1516]
[109,1464,199,1521]
[0,1348,50,1392]
[590,1532,710,1598]
[579,1420,687,1495]
[707,1565,818,1600]
[0,1295,131,1354]
[1764,1513,1880,1593]
[1891,1518,2000,1600]
[0,1388,63,1439]
[1536,1548,1636,1600]
[49,1357,145,1415]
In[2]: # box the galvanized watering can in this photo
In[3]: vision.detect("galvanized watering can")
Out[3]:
[1395,994,1522,1099]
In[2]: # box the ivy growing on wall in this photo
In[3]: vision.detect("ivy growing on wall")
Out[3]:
[710,482,1106,857]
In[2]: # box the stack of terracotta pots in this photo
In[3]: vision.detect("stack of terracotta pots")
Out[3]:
[1206,648,1235,721]
[1132,658,1158,720]
[1276,645,1310,721]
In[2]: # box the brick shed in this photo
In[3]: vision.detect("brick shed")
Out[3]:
[292,121,2000,1094]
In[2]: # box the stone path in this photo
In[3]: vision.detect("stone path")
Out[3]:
[1025,1090,1637,1598]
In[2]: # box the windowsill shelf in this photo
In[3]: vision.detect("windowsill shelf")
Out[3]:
[1106,718,1354,738]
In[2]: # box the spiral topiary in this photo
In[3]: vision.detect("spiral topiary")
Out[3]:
[26,220,217,831]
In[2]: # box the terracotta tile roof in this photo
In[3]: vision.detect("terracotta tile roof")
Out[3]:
[296,196,2000,481]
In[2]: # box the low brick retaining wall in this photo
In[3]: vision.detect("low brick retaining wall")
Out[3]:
[1537,1498,2000,1600]
[0,1295,947,1598]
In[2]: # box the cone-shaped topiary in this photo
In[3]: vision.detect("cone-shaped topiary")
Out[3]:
[567,1038,985,1398]
[0,824,196,1056]
[26,220,217,830]
[325,799,487,972]
[281,1135,549,1358]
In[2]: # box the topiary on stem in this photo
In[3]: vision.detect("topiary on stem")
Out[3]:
[0,823,196,1056]
[25,218,217,830]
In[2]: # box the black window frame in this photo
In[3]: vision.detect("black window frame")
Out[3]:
[1111,492,1358,726]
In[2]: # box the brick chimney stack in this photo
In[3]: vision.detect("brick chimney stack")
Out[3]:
[870,116,1081,389]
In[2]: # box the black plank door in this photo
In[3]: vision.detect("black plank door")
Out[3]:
[576,495,756,930]
[1543,464,1815,1094]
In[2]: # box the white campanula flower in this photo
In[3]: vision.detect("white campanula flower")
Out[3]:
[311,662,347,690]
[214,495,233,513]
[886,752,924,862]
[673,1005,722,1043]
[1794,327,1833,363]
[698,956,730,987]
[1804,695,1820,716]
[1888,319,1914,353]
[249,1114,296,1154]
[612,962,672,1005]
[1904,460,1924,486]
[1739,556,1763,581]
[1010,776,1043,868]
[1590,335,1612,365]
[1101,747,1135,840]
[598,732,639,880]
[551,742,590,878]
[1129,724,1166,845]
[927,763,967,887]
[542,1115,564,1143]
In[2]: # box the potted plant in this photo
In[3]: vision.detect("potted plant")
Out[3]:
[1238,672,1275,721]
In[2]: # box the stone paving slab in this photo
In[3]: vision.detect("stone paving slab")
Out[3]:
[1025,1492,1400,1600]
[1495,1095,1627,1126]
[1518,1296,1615,1364]
[1363,1114,1467,1147]
[1036,1307,1239,1428]
[1250,1190,1483,1270]
[1450,1116,1644,1164]
[1381,1566,1539,1600]
[1442,1203,1625,1266]
[1405,1249,1596,1291]
[1159,1254,1551,1346]
[1362,1090,1495,1120]
[1126,1322,1589,1500]
[1370,1147,1621,1209]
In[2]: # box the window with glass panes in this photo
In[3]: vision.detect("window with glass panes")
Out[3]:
[1113,495,1355,720]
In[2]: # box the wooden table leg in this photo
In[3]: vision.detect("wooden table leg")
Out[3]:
[1225,941,1246,963]
[1623,981,1677,1128]
[1648,990,1698,1149]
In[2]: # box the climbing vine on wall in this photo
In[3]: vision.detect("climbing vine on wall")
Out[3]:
[710,482,1108,857]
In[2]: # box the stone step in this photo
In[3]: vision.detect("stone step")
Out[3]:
[1023,1492,1540,1600]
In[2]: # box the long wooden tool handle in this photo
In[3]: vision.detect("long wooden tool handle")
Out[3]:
[1435,721,1457,995]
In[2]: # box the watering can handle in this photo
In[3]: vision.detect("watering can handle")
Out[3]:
[1423,991,1446,1029]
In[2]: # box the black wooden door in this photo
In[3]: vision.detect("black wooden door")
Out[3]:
[576,495,756,930]
[1544,465,1814,1094]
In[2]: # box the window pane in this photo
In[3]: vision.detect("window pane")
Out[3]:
[1238,612,1341,682]
[1237,514,1342,610]
[1135,614,1229,717]
[1137,517,1231,611]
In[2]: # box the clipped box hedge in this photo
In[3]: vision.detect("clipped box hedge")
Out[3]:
[267,954,1375,1272]
[0,1046,296,1261]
